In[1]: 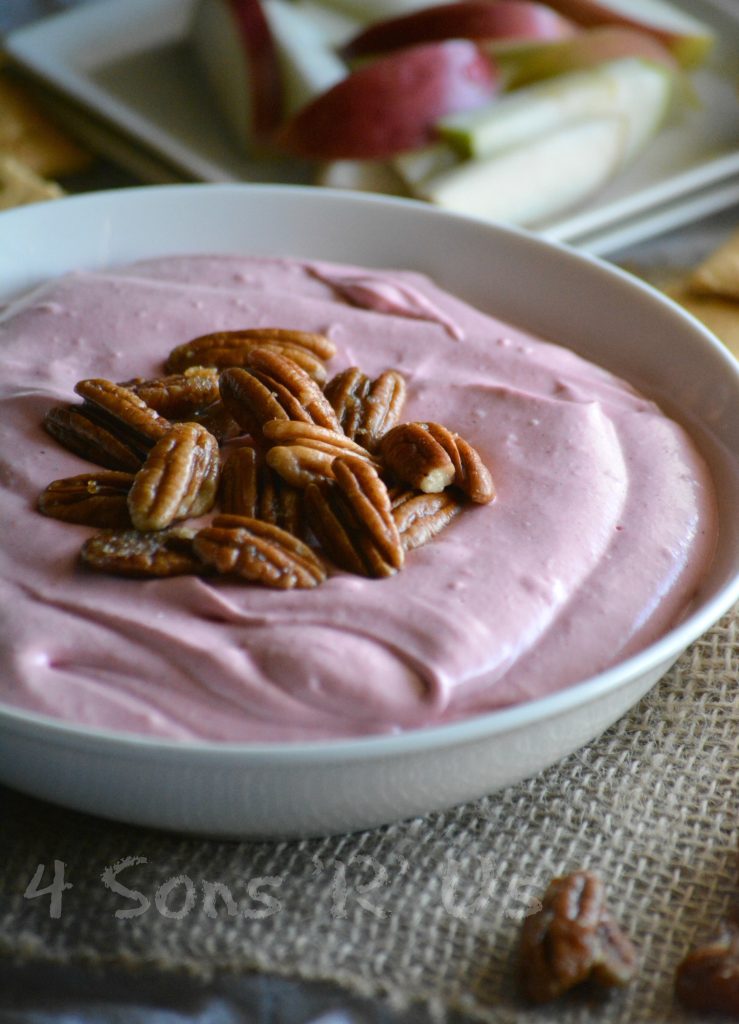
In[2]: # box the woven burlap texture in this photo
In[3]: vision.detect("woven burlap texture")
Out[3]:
[1,605,737,1023]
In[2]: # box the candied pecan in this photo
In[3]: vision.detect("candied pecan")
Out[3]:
[379,421,455,493]
[390,489,463,551]
[219,365,298,434]
[80,526,201,578]
[219,445,259,518]
[676,922,739,1015]
[123,367,220,419]
[165,328,336,381]
[324,367,406,451]
[193,514,325,589]
[127,422,219,532]
[247,349,340,430]
[219,444,305,536]
[379,421,495,504]
[43,404,143,472]
[263,419,377,489]
[38,471,134,528]
[519,870,636,1004]
[219,349,340,436]
[74,378,171,455]
[257,464,305,539]
[305,458,404,578]
[191,400,241,443]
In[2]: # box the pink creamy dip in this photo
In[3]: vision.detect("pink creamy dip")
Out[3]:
[0,255,718,742]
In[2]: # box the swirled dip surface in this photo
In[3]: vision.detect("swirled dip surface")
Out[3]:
[0,255,717,741]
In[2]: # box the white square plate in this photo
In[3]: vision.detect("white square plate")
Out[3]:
[4,1,739,254]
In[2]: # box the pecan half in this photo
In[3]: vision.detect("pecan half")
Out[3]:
[80,526,201,578]
[220,447,305,538]
[127,422,219,532]
[38,471,134,528]
[305,458,404,578]
[191,400,241,444]
[378,421,455,493]
[219,349,340,436]
[519,870,637,1004]
[263,419,378,489]
[390,489,463,551]
[123,367,220,419]
[676,923,739,1015]
[43,404,143,472]
[219,365,297,434]
[193,514,325,589]
[324,367,406,451]
[379,421,495,504]
[257,464,305,539]
[74,378,171,456]
[219,445,259,518]
[165,328,336,382]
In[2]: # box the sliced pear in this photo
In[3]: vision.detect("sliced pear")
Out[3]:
[416,117,633,225]
[438,56,674,162]
[264,0,348,116]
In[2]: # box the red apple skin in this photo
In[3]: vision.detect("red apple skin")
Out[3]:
[277,41,501,161]
[525,0,711,66]
[342,1,577,60]
[227,0,283,139]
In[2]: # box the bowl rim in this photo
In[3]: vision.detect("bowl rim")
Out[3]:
[0,182,737,763]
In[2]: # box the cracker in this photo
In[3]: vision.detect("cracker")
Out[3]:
[0,153,63,210]
[0,73,90,178]
[665,278,739,360]
[685,227,739,302]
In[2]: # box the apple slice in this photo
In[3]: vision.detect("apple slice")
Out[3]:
[190,0,283,152]
[290,0,364,46]
[394,142,460,188]
[302,0,443,25]
[438,56,674,161]
[524,0,714,68]
[495,25,677,88]
[263,0,347,116]
[416,117,631,225]
[341,1,576,60]
[315,160,410,195]
[277,41,501,160]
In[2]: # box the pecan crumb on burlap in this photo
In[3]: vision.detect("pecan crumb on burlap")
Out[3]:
[675,922,739,1016]
[519,870,637,1004]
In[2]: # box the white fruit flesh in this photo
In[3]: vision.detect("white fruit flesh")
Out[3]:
[192,0,255,147]
[306,0,445,25]
[578,0,711,35]
[534,0,713,66]
[292,0,363,45]
[264,0,348,115]
[316,160,409,194]
[417,117,629,225]
[438,57,673,161]
[393,142,459,188]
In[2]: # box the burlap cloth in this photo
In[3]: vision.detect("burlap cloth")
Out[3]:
[0,603,735,1023]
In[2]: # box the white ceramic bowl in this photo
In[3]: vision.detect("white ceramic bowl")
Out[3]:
[0,184,737,839]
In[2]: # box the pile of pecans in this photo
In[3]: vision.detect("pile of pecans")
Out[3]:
[38,327,494,589]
